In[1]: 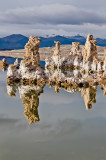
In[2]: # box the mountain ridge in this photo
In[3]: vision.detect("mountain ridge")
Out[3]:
[0,34,106,50]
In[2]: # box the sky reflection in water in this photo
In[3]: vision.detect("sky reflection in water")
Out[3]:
[0,59,106,160]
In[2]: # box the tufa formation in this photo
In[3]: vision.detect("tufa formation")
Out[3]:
[7,36,46,83]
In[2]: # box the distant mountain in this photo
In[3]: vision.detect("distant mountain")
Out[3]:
[0,34,106,50]
[0,34,28,50]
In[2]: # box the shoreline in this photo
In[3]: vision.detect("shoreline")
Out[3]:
[0,45,105,61]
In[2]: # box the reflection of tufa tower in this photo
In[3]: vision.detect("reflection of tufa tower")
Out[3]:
[19,85,44,124]
[22,90,40,124]
[7,83,44,124]
[100,84,106,96]
[81,86,97,110]
[7,84,18,97]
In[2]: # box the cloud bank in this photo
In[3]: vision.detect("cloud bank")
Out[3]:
[0,2,106,38]
[0,4,106,25]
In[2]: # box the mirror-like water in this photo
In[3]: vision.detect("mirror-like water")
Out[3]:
[0,57,106,160]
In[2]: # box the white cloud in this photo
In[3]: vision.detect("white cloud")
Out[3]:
[0,3,106,38]
[0,4,106,25]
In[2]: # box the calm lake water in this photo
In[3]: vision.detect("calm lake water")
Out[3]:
[0,57,106,160]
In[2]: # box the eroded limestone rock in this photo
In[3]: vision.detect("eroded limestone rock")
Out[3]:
[52,41,60,63]
[103,51,106,71]
[7,36,46,82]
[0,58,8,71]
[24,36,40,66]
[45,34,105,73]
[45,41,63,69]
[70,42,82,56]
[81,34,106,72]
[45,40,83,69]
[14,59,19,66]
[82,34,98,64]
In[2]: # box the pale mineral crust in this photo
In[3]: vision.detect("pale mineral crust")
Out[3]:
[82,34,98,64]
[70,42,82,56]
[52,41,60,64]
[45,34,106,74]
[45,41,63,69]
[7,36,46,82]
[7,59,20,80]
[103,50,106,70]
[7,34,106,93]
[46,68,105,109]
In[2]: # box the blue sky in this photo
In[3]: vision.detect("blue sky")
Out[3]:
[0,0,106,38]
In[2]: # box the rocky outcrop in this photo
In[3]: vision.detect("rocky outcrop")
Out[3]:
[23,35,40,66]
[52,41,60,64]
[82,34,106,72]
[45,41,83,69]
[61,42,83,69]
[46,65,105,88]
[70,42,82,56]
[0,58,8,71]
[45,34,106,73]
[7,36,46,83]
[45,41,64,69]
[7,34,105,84]
[7,59,20,80]
[82,34,98,64]
[103,51,106,71]
[46,68,105,109]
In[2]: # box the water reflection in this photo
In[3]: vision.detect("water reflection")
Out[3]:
[0,58,106,160]
[81,86,97,110]
[7,81,106,124]
[7,84,44,124]
[49,83,106,110]
[101,84,106,95]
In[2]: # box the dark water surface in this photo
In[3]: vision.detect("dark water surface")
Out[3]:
[0,57,106,160]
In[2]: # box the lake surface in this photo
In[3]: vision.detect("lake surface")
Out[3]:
[0,57,106,160]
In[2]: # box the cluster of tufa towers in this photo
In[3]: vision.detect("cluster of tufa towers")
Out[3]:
[6,34,106,85]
